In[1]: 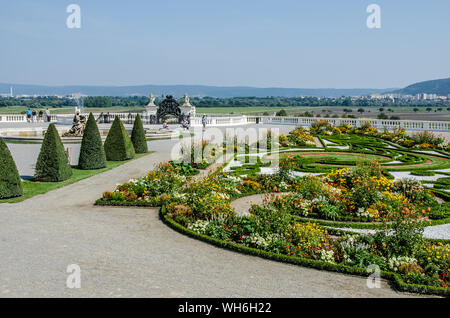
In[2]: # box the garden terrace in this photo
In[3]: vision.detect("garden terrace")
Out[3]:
[96,124,450,296]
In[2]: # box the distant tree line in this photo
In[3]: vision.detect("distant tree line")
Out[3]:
[189,96,449,108]
[0,95,448,109]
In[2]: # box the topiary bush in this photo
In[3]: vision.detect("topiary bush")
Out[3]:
[0,138,23,199]
[34,123,72,182]
[131,114,148,154]
[78,113,107,169]
[104,116,135,161]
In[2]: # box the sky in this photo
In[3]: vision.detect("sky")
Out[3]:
[0,0,449,89]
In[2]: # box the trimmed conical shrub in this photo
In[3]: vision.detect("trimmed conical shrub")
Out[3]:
[131,114,148,154]
[104,116,135,161]
[0,138,23,199]
[34,123,72,182]
[78,113,107,169]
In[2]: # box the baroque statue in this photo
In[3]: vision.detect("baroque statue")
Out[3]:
[62,112,87,137]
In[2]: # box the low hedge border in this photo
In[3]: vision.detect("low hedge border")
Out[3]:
[160,205,449,297]
[292,214,450,229]
[94,198,160,207]
[292,215,386,230]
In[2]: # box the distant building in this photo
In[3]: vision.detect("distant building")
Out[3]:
[71,93,88,98]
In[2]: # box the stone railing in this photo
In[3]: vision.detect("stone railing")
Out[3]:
[2,112,449,132]
[246,116,450,131]
[0,114,27,122]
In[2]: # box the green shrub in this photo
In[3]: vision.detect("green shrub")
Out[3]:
[276,109,287,116]
[0,138,23,199]
[131,114,148,154]
[78,113,106,169]
[34,124,72,182]
[104,116,135,161]
[411,170,435,176]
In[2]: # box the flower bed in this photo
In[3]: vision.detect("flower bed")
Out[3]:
[160,206,450,296]
[96,161,193,206]
[160,160,449,294]
[326,122,448,150]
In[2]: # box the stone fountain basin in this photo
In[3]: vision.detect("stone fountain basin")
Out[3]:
[0,126,108,142]
[0,126,187,142]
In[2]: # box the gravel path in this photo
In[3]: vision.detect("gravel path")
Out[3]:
[0,129,434,298]
[333,224,450,240]
[231,193,291,216]
[229,193,450,240]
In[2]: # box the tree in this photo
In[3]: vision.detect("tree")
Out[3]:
[78,113,106,169]
[104,116,135,161]
[34,124,72,182]
[377,113,389,119]
[426,107,432,112]
[131,114,148,154]
[357,108,365,113]
[276,109,287,116]
[0,138,23,199]
[379,107,385,112]
[413,108,419,112]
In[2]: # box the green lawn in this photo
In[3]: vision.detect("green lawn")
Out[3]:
[1,152,153,204]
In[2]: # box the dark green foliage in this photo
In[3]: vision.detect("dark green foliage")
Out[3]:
[78,113,106,169]
[131,114,148,154]
[34,124,72,182]
[104,116,135,161]
[0,138,23,199]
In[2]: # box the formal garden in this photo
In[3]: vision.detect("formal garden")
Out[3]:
[0,114,149,203]
[2,116,450,296]
[96,121,450,296]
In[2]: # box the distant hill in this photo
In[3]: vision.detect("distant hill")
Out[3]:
[394,78,450,96]
[0,83,392,98]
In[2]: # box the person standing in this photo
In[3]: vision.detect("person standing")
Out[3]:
[26,108,32,123]
[32,109,37,122]
[201,114,207,131]
[38,110,44,122]
[45,108,51,122]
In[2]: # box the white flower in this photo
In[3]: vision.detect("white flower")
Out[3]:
[320,249,335,264]
[388,256,417,271]
[244,233,269,248]
[187,220,209,234]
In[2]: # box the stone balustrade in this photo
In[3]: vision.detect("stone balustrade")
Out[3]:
[1,112,449,132]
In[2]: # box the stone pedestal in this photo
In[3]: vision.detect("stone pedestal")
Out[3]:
[180,93,196,119]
